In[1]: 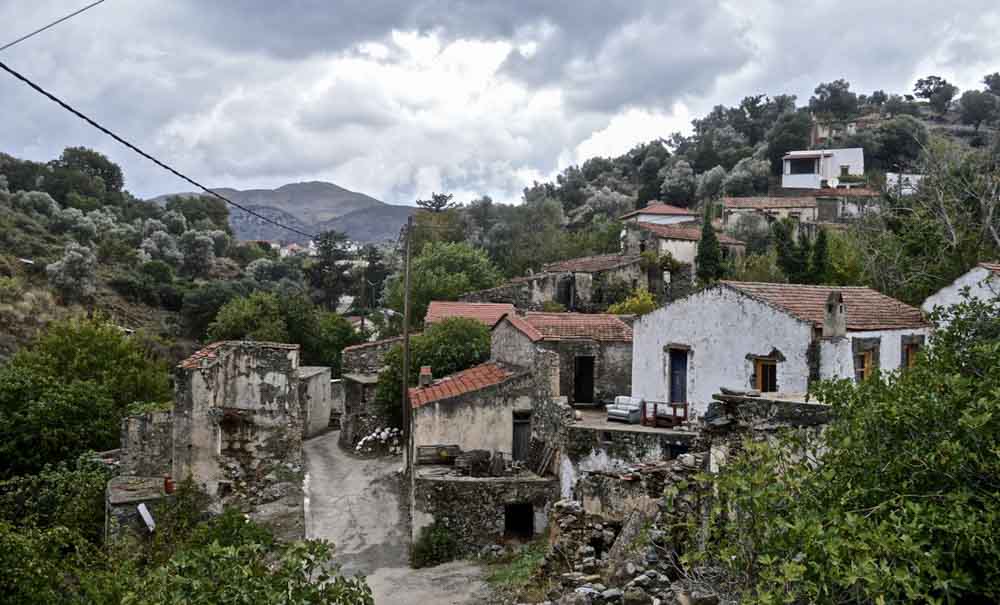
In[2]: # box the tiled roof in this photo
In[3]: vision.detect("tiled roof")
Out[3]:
[619,203,697,220]
[177,341,299,370]
[425,301,515,326]
[542,254,641,273]
[499,312,633,342]
[723,197,817,210]
[638,222,745,246]
[408,362,514,408]
[720,281,929,331]
[978,261,1000,275]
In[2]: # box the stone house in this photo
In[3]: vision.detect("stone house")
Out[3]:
[631,282,931,417]
[491,311,633,406]
[339,335,406,446]
[721,197,819,227]
[460,253,646,311]
[922,262,1000,321]
[116,341,335,540]
[424,300,515,326]
[618,202,697,225]
[622,221,745,275]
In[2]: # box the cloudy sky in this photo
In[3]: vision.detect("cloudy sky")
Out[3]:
[2,1,998,204]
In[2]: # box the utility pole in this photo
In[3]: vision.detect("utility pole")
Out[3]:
[400,216,414,467]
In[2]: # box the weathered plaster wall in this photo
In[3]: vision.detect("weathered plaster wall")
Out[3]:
[819,328,932,380]
[299,366,332,438]
[491,319,539,368]
[657,238,698,265]
[412,474,558,556]
[120,411,173,477]
[412,371,538,456]
[921,266,998,319]
[632,287,813,416]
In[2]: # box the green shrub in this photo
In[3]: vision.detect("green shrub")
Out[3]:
[607,288,657,315]
[108,272,158,306]
[540,300,566,312]
[411,523,460,568]
[140,260,174,284]
[0,275,23,303]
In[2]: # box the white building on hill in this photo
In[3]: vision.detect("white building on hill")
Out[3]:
[782,148,864,189]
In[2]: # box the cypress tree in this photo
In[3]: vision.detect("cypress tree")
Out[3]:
[811,227,831,284]
[696,206,723,282]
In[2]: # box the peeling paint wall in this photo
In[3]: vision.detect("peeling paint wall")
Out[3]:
[632,287,814,416]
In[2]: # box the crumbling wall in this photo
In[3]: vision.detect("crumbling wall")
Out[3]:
[120,410,173,477]
[342,336,403,375]
[460,280,536,308]
[171,342,304,539]
[412,474,558,556]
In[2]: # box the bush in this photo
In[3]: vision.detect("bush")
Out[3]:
[140,260,174,284]
[180,279,255,338]
[411,523,460,568]
[46,243,96,303]
[0,275,24,303]
[540,300,566,312]
[375,318,491,427]
[607,288,657,315]
[207,291,290,343]
[108,272,159,306]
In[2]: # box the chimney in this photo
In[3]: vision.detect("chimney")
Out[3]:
[418,366,433,387]
[822,291,846,338]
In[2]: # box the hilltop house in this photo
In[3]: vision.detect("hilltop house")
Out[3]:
[922,262,1000,321]
[631,282,930,416]
[781,148,864,189]
[618,202,697,225]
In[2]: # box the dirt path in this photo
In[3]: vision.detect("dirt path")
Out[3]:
[304,431,490,604]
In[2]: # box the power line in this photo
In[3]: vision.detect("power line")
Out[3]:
[0,59,316,239]
[0,0,108,52]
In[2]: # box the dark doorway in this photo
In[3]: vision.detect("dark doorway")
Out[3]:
[504,503,534,539]
[668,349,688,403]
[573,356,595,404]
[512,411,531,462]
[556,276,574,308]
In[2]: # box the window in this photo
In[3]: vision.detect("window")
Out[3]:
[854,351,874,382]
[789,157,817,174]
[631,278,638,290]
[840,165,850,177]
[755,359,778,392]
[901,335,925,369]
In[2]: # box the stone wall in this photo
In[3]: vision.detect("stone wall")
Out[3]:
[461,280,536,308]
[298,366,333,438]
[412,473,559,556]
[342,336,403,375]
[120,410,173,477]
[171,341,306,539]
[105,475,173,542]
[539,340,632,405]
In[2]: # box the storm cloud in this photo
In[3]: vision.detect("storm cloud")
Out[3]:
[1,0,997,203]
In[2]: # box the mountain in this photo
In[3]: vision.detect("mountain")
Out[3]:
[150,181,413,243]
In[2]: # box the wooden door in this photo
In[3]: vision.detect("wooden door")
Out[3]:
[669,349,687,403]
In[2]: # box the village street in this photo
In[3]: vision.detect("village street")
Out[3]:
[303,431,489,604]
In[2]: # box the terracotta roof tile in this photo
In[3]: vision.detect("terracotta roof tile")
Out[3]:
[723,197,817,210]
[498,312,632,342]
[425,301,515,326]
[177,341,299,370]
[619,203,697,220]
[978,261,1000,275]
[638,222,745,246]
[809,188,879,198]
[542,254,641,273]
[720,281,929,331]
[408,362,514,408]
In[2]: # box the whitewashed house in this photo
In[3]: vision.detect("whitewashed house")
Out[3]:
[631,281,930,416]
[921,262,1000,320]
[782,148,864,189]
[619,202,697,225]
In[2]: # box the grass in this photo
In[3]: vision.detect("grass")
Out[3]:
[486,538,553,602]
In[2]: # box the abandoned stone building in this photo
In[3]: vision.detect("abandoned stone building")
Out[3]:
[631,281,931,417]
[113,341,337,540]
[339,335,404,446]
[491,311,633,406]
[922,261,1000,319]
[460,253,646,311]
[424,300,515,326]
[621,221,745,276]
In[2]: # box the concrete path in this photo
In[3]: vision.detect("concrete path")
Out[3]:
[304,431,489,604]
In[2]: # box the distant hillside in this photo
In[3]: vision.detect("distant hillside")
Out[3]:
[150,181,413,243]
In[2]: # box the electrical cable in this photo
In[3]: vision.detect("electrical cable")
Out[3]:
[0,0,108,52]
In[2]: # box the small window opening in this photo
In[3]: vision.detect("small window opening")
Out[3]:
[840,165,850,177]
[504,503,534,539]
[854,351,874,382]
[755,359,778,393]
[903,343,922,369]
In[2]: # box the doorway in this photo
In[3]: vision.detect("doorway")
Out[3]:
[573,356,595,404]
[668,348,688,403]
[504,503,534,539]
[512,411,531,462]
